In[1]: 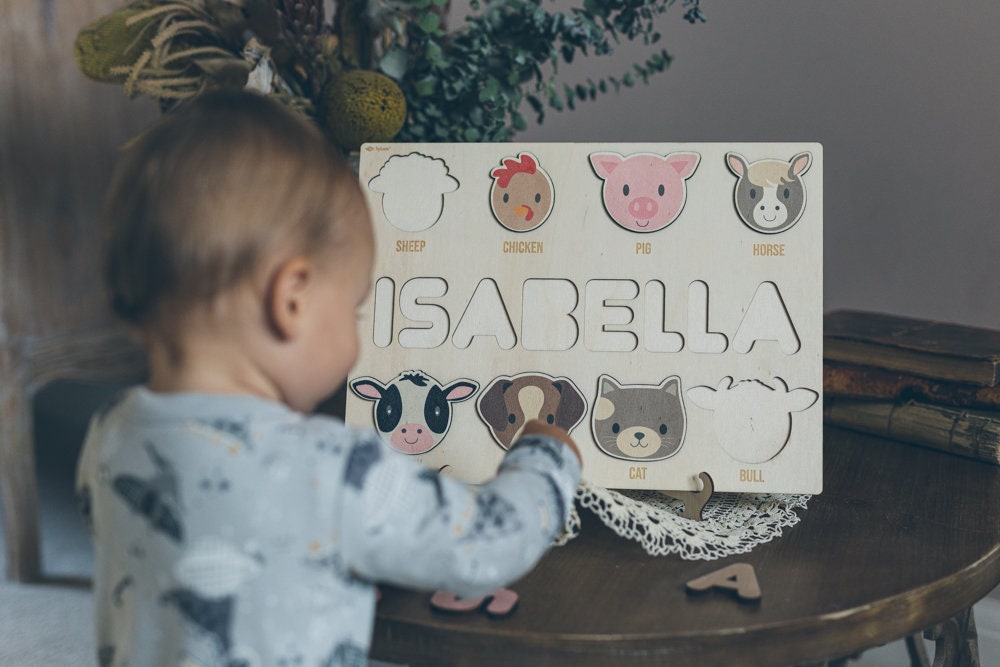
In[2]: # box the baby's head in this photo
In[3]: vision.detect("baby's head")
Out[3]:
[104,90,372,409]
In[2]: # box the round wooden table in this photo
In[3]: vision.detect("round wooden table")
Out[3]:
[371,426,1000,666]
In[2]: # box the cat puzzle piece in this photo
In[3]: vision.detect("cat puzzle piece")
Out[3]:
[686,563,761,602]
[489,152,555,232]
[591,374,687,461]
[430,588,519,617]
[368,152,459,232]
[661,471,714,521]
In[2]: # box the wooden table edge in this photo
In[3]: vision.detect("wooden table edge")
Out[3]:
[373,542,1000,666]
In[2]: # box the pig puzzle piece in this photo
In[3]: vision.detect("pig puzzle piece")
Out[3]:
[686,563,762,602]
[430,588,519,617]
[489,152,555,232]
[368,152,459,232]
[589,151,700,233]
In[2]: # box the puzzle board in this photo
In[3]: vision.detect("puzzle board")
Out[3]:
[348,143,823,494]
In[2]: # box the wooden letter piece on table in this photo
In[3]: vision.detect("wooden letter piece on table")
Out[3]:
[686,563,762,602]
[661,472,715,521]
[430,588,519,617]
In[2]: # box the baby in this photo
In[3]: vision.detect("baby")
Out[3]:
[76,90,581,667]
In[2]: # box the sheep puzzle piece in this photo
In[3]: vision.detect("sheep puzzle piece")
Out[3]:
[349,143,824,494]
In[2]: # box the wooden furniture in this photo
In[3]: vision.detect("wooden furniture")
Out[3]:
[370,425,1000,666]
[0,1,153,581]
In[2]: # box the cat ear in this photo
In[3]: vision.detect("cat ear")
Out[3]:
[658,376,681,396]
[597,374,622,396]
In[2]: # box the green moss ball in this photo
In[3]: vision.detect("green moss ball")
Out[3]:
[321,70,407,151]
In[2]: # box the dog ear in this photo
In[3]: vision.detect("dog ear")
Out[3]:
[478,379,512,432]
[552,378,586,432]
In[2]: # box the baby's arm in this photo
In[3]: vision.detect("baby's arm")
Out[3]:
[340,420,582,598]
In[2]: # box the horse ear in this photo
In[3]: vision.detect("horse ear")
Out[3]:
[726,152,748,177]
[789,152,812,177]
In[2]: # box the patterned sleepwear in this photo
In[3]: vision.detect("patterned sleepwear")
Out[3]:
[76,388,581,667]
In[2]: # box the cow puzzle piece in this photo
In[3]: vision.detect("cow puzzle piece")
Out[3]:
[350,370,479,454]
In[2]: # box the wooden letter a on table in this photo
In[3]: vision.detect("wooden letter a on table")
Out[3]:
[686,563,762,602]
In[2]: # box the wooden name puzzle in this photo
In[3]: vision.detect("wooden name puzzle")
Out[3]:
[348,143,823,494]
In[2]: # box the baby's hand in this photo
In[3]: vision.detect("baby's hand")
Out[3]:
[520,419,583,470]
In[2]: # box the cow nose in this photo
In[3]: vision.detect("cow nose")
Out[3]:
[628,196,657,218]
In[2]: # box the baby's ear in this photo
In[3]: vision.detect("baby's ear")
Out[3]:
[267,256,313,341]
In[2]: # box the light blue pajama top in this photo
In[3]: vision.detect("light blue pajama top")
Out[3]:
[76,387,581,667]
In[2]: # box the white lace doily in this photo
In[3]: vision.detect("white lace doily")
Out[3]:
[556,482,811,561]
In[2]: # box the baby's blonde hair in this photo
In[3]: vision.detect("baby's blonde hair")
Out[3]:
[104,89,360,330]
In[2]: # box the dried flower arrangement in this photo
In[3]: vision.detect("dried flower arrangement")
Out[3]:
[75,0,706,152]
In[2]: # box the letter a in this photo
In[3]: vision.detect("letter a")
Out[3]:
[685,563,762,601]
[732,281,800,354]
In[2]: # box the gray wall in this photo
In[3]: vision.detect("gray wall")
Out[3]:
[517,1,1000,329]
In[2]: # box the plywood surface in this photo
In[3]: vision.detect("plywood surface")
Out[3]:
[349,143,823,493]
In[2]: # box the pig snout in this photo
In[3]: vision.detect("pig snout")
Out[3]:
[628,196,658,220]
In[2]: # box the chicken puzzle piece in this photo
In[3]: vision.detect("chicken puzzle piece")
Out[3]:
[489,152,555,232]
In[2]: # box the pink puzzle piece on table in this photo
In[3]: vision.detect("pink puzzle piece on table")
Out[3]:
[430,588,519,616]
[589,151,700,233]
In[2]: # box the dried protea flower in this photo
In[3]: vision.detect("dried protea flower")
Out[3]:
[274,0,325,68]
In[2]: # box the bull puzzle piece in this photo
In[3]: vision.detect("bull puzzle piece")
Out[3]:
[687,377,817,464]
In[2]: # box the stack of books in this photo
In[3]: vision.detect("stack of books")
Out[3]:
[823,310,1000,465]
